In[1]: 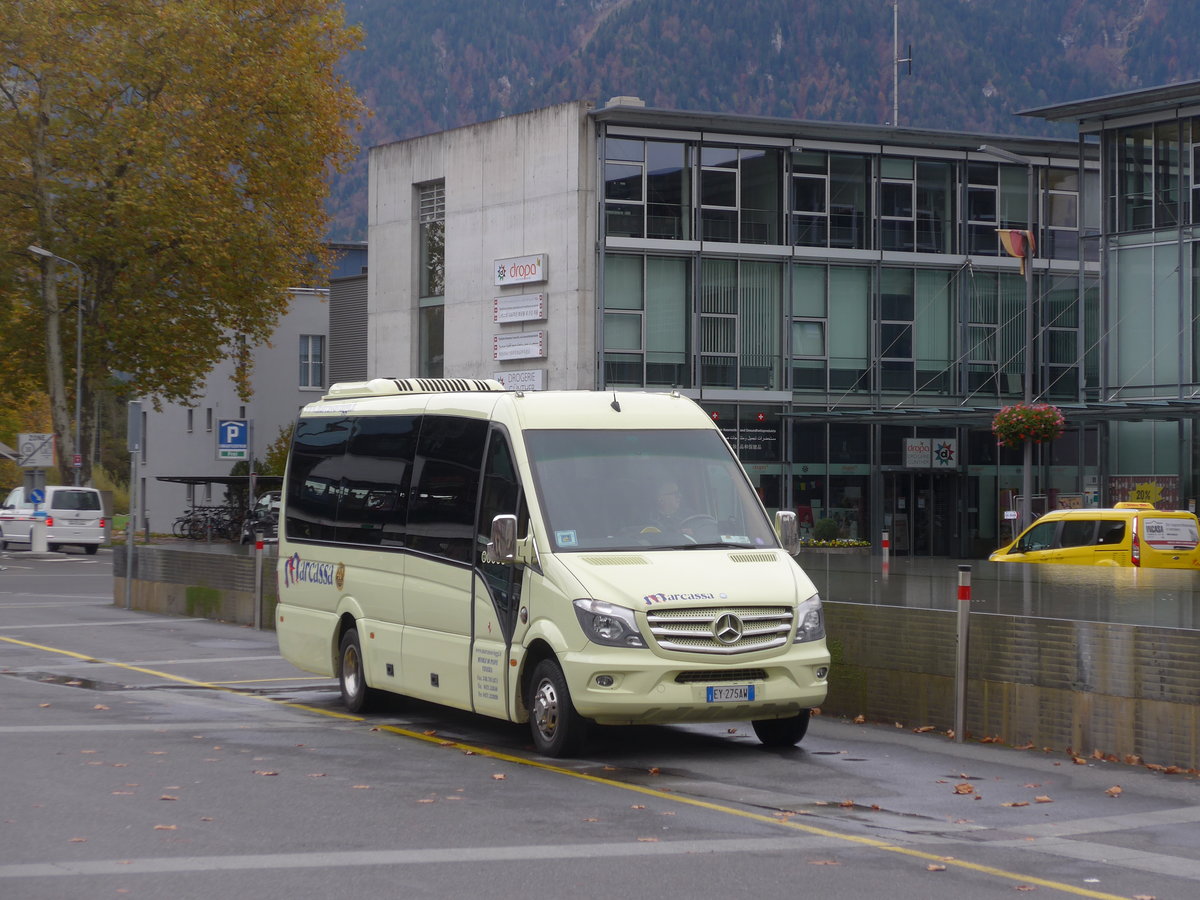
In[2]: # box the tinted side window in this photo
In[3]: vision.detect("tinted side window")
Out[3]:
[477,428,527,633]
[406,415,488,562]
[336,415,419,547]
[1095,521,1126,545]
[1058,519,1097,548]
[286,417,351,540]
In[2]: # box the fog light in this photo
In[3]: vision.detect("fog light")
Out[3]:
[595,675,614,687]
[815,666,829,680]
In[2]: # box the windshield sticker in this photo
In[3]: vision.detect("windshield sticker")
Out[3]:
[283,553,336,589]
[555,530,578,547]
[643,592,724,605]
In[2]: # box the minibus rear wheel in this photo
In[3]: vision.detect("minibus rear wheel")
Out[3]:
[528,658,587,757]
[339,629,381,714]
[751,709,811,747]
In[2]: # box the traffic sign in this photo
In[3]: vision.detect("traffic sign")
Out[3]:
[17,433,55,468]
[29,488,45,505]
[217,419,249,461]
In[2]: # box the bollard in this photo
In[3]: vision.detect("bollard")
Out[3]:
[253,532,264,631]
[880,529,890,578]
[30,517,48,553]
[954,564,972,743]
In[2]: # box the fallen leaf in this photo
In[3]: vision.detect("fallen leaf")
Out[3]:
[93,704,109,711]
[491,774,506,781]
[838,800,855,808]
[1034,795,1053,803]
[153,825,177,831]
[417,798,435,804]
[111,791,134,796]
[636,837,659,842]
[808,860,841,866]
[953,783,975,795]
[1014,741,1034,750]
[1133,895,1157,899]
[1002,801,1030,807]
[945,730,955,740]
[1105,786,1122,798]
[1072,757,1088,765]
[69,837,87,843]
[811,708,821,716]
[39,703,51,708]
[648,767,660,775]
[980,735,1001,743]
[351,785,370,789]
[307,773,327,778]
[853,715,866,724]
[253,771,279,777]
[870,804,881,811]
[894,722,904,728]
[583,817,599,822]
[1092,749,1105,760]
[631,804,646,809]
[726,728,738,734]
[927,864,946,872]
[200,817,213,822]
[423,730,438,736]
[1016,886,1036,892]
[1125,754,1143,765]
[1023,783,1041,788]
[913,725,936,733]
[159,795,178,801]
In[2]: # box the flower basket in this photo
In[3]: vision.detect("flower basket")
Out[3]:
[991,403,1064,449]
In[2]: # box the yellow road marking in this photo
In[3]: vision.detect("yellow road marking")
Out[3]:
[0,634,1131,899]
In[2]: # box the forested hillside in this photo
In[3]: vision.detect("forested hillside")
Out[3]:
[329,0,1200,239]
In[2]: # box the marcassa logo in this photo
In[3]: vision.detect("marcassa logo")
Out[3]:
[643,591,718,605]
[284,553,336,589]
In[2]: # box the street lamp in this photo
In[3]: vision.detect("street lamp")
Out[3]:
[977,145,1037,530]
[28,244,85,486]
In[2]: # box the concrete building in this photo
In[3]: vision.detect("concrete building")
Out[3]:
[367,98,1104,557]
[136,243,366,533]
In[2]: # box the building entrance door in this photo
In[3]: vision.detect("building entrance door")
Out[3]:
[884,471,962,556]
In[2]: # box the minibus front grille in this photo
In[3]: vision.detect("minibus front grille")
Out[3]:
[581,555,650,566]
[675,668,767,684]
[645,606,794,655]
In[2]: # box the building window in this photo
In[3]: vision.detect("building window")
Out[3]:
[186,409,193,433]
[602,254,690,388]
[604,138,691,240]
[700,146,782,244]
[206,407,213,432]
[1044,167,1081,260]
[879,268,914,393]
[418,180,445,378]
[1113,123,1181,232]
[299,335,325,388]
[880,157,916,251]
[966,162,999,255]
[790,151,870,249]
[790,264,827,390]
[699,259,781,388]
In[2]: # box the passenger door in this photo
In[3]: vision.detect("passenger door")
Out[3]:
[471,427,527,720]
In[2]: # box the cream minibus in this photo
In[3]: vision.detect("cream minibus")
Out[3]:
[275,378,829,757]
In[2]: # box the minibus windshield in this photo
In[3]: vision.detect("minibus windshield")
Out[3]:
[523,428,778,552]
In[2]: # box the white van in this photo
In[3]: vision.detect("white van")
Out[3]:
[275,379,829,757]
[0,486,105,554]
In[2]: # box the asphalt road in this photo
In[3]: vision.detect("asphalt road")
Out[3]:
[2,548,1198,900]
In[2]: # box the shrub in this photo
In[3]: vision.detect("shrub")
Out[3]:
[812,517,841,542]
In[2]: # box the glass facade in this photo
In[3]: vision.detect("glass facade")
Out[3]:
[599,128,1099,555]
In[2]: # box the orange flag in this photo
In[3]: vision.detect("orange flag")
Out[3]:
[998,229,1036,275]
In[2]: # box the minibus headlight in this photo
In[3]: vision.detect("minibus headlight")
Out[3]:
[794,594,825,643]
[573,599,646,649]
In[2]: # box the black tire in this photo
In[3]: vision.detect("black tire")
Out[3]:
[752,709,811,747]
[338,629,380,714]
[47,544,59,553]
[84,544,99,555]
[527,658,587,757]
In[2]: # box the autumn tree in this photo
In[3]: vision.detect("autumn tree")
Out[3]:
[0,0,364,485]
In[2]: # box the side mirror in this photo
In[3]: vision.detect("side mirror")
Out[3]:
[775,509,800,555]
[486,514,518,563]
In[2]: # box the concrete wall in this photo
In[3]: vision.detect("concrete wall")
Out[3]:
[368,100,598,388]
[113,546,1200,770]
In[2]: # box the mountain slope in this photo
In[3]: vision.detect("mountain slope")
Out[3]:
[328,0,1200,240]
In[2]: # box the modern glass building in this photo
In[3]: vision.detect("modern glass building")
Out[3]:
[367,92,1200,558]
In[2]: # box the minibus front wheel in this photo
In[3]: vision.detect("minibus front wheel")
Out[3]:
[528,658,587,757]
[751,709,811,747]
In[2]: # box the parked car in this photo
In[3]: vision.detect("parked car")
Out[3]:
[989,502,1200,568]
[240,491,280,544]
[0,486,105,554]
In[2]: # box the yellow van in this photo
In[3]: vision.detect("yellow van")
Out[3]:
[989,503,1200,568]
[275,379,829,756]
